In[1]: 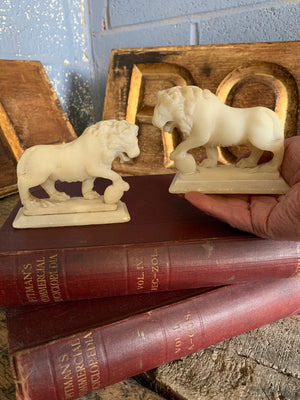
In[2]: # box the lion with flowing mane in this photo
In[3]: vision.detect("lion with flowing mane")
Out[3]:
[152,86,284,173]
[17,119,140,208]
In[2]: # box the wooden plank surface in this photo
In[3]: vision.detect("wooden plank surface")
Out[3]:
[0,60,77,198]
[141,316,300,399]
[103,41,300,175]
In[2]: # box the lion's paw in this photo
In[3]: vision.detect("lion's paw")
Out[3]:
[199,158,218,168]
[50,191,70,202]
[236,158,258,168]
[83,190,101,200]
[23,196,41,210]
[40,199,55,208]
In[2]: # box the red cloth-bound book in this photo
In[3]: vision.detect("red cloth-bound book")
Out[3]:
[7,276,300,400]
[1,174,299,307]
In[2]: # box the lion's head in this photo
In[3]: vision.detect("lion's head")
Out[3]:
[152,86,216,136]
[111,120,140,162]
[81,120,140,164]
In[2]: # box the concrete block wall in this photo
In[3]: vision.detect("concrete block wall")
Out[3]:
[0,0,93,134]
[1,0,299,133]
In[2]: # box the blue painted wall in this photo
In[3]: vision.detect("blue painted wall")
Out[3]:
[0,0,94,134]
[1,0,299,133]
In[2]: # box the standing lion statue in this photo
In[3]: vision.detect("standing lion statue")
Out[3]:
[152,85,284,174]
[17,119,140,210]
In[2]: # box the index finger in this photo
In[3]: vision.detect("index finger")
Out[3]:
[184,192,254,233]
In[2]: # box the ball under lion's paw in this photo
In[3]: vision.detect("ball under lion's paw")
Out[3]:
[174,154,196,174]
[104,184,124,205]
[120,180,130,192]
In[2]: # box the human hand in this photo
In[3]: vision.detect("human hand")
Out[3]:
[185,136,300,240]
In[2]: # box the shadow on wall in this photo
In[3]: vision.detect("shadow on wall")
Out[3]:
[67,73,94,136]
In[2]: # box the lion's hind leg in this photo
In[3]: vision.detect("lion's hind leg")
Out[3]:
[82,178,100,200]
[240,108,284,170]
[42,178,70,201]
[199,147,219,168]
[18,175,37,208]
[236,144,264,168]
[262,143,284,171]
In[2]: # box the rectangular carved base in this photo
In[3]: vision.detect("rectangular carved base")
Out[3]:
[22,197,118,216]
[13,201,130,229]
[169,167,290,194]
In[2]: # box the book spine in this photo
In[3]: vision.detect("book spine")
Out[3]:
[12,276,300,400]
[1,240,300,306]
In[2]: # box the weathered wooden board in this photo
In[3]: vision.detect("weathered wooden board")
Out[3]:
[103,41,300,175]
[0,60,77,198]
[142,315,300,399]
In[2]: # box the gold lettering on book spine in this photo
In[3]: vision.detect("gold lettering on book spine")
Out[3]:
[58,333,101,399]
[185,312,196,351]
[172,311,196,355]
[36,257,50,303]
[84,331,101,390]
[151,248,160,291]
[21,254,63,304]
[135,249,162,291]
[172,323,182,354]
[136,259,145,290]
[59,354,75,400]
[48,254,63,302]
[71,338,88,397]
[22,263,38,303]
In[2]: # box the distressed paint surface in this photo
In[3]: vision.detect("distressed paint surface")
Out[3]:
[0,0,93,134]
[107,0,279,28]
[91,0,300,118]
[1,0,300,128]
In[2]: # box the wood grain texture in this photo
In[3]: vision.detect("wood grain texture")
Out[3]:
[0,60,77,198]
[78,379,166,400]
[143,316,300,399]
[103,41,300,175]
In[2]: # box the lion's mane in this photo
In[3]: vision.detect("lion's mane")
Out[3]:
[157,86,219,136]
[79,120,138,165]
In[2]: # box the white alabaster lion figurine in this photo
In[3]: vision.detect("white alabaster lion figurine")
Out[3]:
[152,85,284,174]
[17,119,140,213]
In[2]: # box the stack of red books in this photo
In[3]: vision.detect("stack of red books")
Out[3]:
[1,174,299,400]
